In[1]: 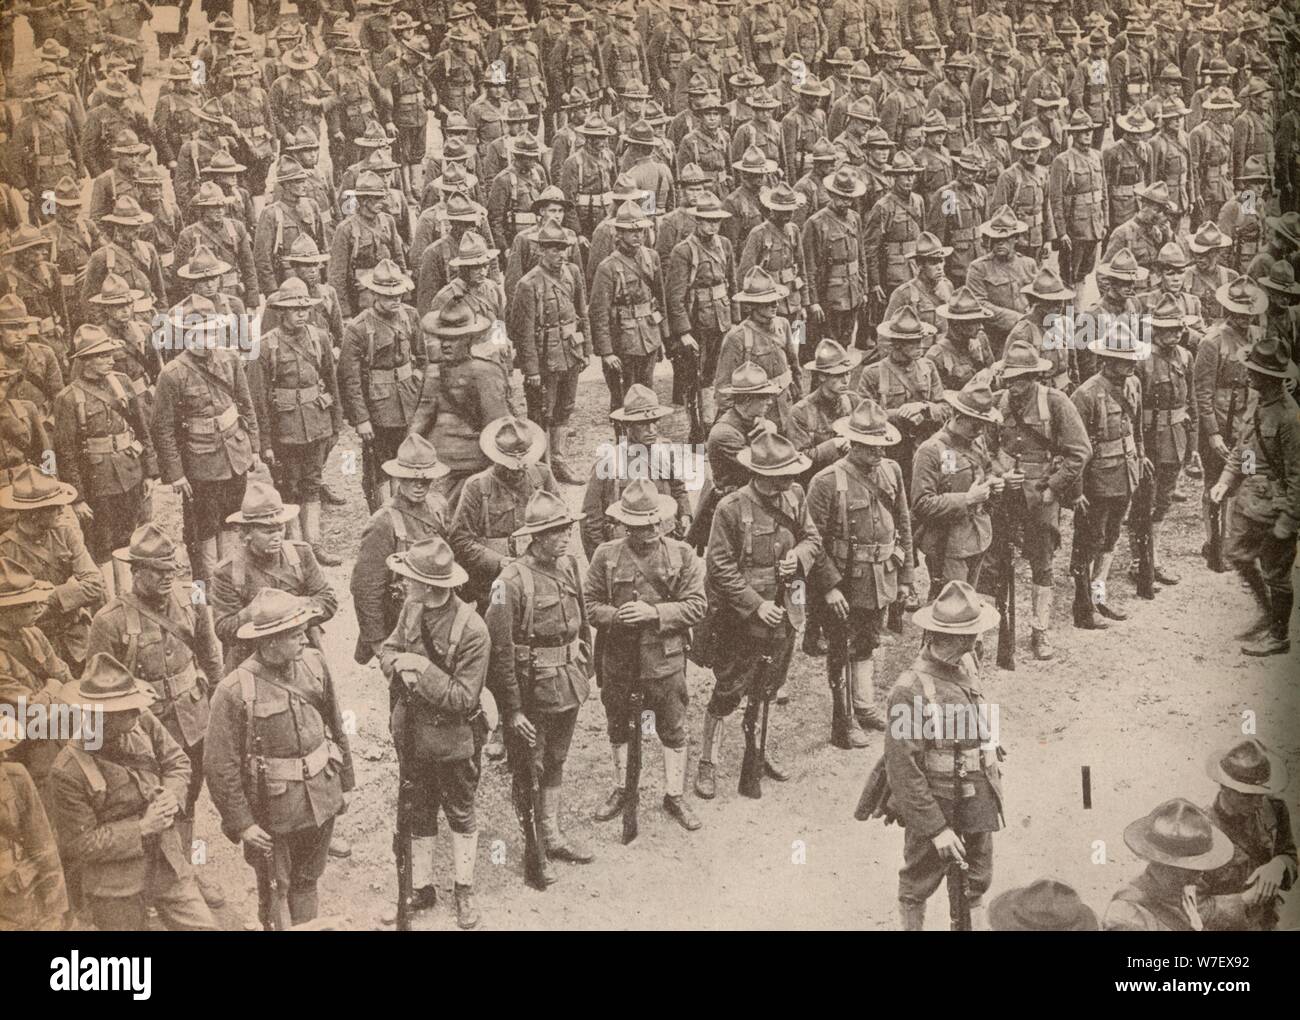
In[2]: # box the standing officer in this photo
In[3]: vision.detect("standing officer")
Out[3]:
[51,653,216,930]
[990,125,1052,258]
[51,325,157,596]
[586,479,706,832]
[1047,109,1107,288]
[330,171,407,319]
[86,522,226,909]
[509,222,592,484]
[885,580,1003,931]
[206,589,353,930]
[992,341,1091,659]
[804,167,868,356]
[486,132,550,254]
[485,490,594,886]
[695,433,821,801]
[807,397,914,745]
[559,115,617,241]
[1209,337,1300,657]
[380,536,489,929]
[1103,110,1156,237]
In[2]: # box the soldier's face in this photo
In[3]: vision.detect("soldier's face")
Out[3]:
[1162,269,1184,294]
[361,196,385,217]
[530,527,569,560]
[540,245,566,271]
[819,372,849,398]
[285,179,308,199]
[245,522,284,558]
[990,237,1013,258]
[21,507,58,532]
[683,185,706,207]
[374,294,402,316]
[1,327,26,352]
[753,474,793,495]
[626,523,658,548]
[397,477,432,502]
[627,420,658,445]
[617,228,643,252]
[1007,376,1036,402]
[891,340,921,364]
[895,170,917,191]
[260,626,309,667]
[847,444,882,470]
[696,218,719,240]
[292,264,320,284]
[195,277,221,297]
[2,603,43,628]
[101,710,141,742]
[918,259,944,284]
[1101,359,1136,382]
[201,205,226,226]
[702,110,722,130]
[132,563,174,601]
[284,307,311,330]
[83,351,116,377]
[299,147,320,167]
[465,263,488,286]
[107,303,131,326]
[736,395,770,420]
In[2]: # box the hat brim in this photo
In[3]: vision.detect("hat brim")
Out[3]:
[1011,136,1053,151]
[386,552,469,588]
[512,510,585,538]
[70,338,125,359]
[0,578,54,606]
[1204,748,1289,796]
[911,598,1000,634]
[283,251,331,264]
[101,211,155,226]
[1215,286,1269,315]
[111,143,151,157]
[235,603,324,640]
[1261,278,1300,297]
[201,162,248,174]
[226,504,300,525]
[736,448,813,475]
[987,888,1098,932]
[980,221,1029,238]
[111,547,178,567]
[734,157,779,175]
[480,419,548,468]
[1122,816,1236,870]
[1266,216,1300,245]
[720,381,781,397]
[804,348,864,375]
[1235,345,1293,378]
[833,417,901,446]
[944,391,1004,423]
[734,283,790,303]
[61,680,157,713]
[1021,283,1076,301]
[0,482,78,510]
[605,492,678,527]
[1086,338,1153,361]
[268,295,323,308]
[936,302,992,322]
[609,404,673,423]
[448,249,501,267]
[359,275,414,295]
[178,259,234,280]
[878,323,938,342]
[997,355,1055,378]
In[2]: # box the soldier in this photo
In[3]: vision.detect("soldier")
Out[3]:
[621,120,675,213]
[971,39,1018,143]
[12,82,82,208]
[0,712,68,930]
[714,266,798,432]
[1101,110,1156,239]
[272,42,336,152]
[86,521,226,907]
[929,287,995,389]
[1199,738,1298,932]
[862,152,927,345]
[86,128,146,225]
[585,478,705,831]
[79,73,151,181]
[0,293,62,425]
[927,52,972,153]
[172,103,250,224]
[804,166,867,354]
[721,147,773,256]
[678,91,733,198]
[1,227,68,370]
[550,7,603,109]
[654,163,708,262]
[377,34,435,199]
[1046,110,1105,289]
[925,146,987,287]
[730,87,786,179]
[377,536,487,928]
[914,111,953,202]
[219,59,276,198]
[1005,266,1077,393]
[1148,98,1192,223]
[1102,181,1175,274]
[965,205,1037,353]
[879,54,927,147]
[989,125,1052,259]
[694,433,821,800]
[1218,156,1271,276]
[969,107,1011,192]
[1208,337,1299,657]
[1109,22,1154,118]
[510,222,592,484]
[253,159,326,299]
[885,580,1003,930]
[421,231,506,327]
[480,101,534,185]
[1070,319,1150,628]
[885,232,956,333]
[47,178,100,333]
[738,181,809,330]
[0,344,51,533]
[486,132,550,255]
[51,324,156,593]
[1231,76,1272,185]
[781,76,830,184]
[1189,86,1238,226]
[1103,799,1243,931]
[51,653,216,930]
[206,589,353,930]
[792,138,842,231]
[485,489,594,883]
[81,196,167,317]
[174,184,259,309]
[332,172,407,321]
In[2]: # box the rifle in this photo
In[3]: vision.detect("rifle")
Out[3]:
[1133,399,1156,600]
[1070,495,1096,627]
[254,735,290,931]
[994,475,1020,671]
[602,357,625,426]
[947,748,972,931]
[621,588,643,844]
[739,543,783,799]
[360,435,383,514]
[675,344,707,446]
[393,678,417,932]
[830,475,855,748]
[1206,385,1238,573]
[514,633,547,889]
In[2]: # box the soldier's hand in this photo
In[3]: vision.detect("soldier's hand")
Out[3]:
[143,477,156,497]
[261,448,276,467]
[1181,884,1205,931]
[526,373,541,388]
[677,514,691,536]
[834,436,850,454]
[966,480,991,506]
[509,710,537,745]
[751,416,777,438]
[241,823,274,855]
[356,420,375,440]
[1209,481,1228,505]
[756,600,785,627]
[658,78,671,94]
[897,401,926,423]
[173,477,193,500]
[1210,434,1230,459]
[139,798,174,837]
[809,303,825,323]
[1141,456,1153,478]
[824,587,849,620]
[1272,517,1292,541]
[602,354,622,374]
[72,500,94,523]
[778,550,798,579]
[1245,856,1288,903]
[1073,492,1090,513]
[616,600,658,625]
[932,828,966,864]
[872,287,886,305]
[1056,236,1072,252]
[679,332,699,353]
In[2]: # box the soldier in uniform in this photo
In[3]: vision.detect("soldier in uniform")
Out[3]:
[885,232,956,334]
[804,167,867,356]
[1189,86,1238,226]
[621,120,674,213]
[12,82,83,206]
[1102,110,1156,238]
[0,293,62,425]
[219,59,276,198]
[174,184,259,310]
[880,54,928,147]
[486,132,550,255]
[738,180,809,332]
[1149,98,1192,223]
[694,433,821,800]
[1208,337,1300,657]
[1069,319,1150,628]
[549,7,603,111]
[807,394,914,741]
[485,489,594,884]
[1103,181,1175,273]
[559,115,616,241]
[86,522,226,908]
[48,178,100,334]
[330,171,407,319]
[927,52,972,153]
[51,653,217,930]
[990,125,1052,259]
[1231,77,1272,185]
[81,197,167,317]
[1005,266,1077,393]
[586,478,705,832]
[206,589,353,930]
[968,107,1010,193]
[0,714,68,930]
[971,39,1018,143]
[51,324,156,594]
[1110,22,1154,118]
[721,147,773,256]
[1,227,68,370]
[863,152,928,347]
[272,43,337,161]
[0,344,51,536]
[965,205,1037,353]
[1047,110,1106,288]
[378,34,436,199]
[928,287,995,389]
[509,222,592,484]
[781,75,830,184]
[714,266,798,433]
[378,536,488,928]
[253,159,326,298]
[78,73,151,181]
[730,88,786,182]
[925,146,986,288]
[1218,156,1271,276]
[792,138,842,231]
[86,128,146,225]
[884,578,1002,931]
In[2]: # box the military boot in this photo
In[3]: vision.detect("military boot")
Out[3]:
[1150,523,1178,585]
[410,835,438,910]
[1243,588,1293,657]
[303,501,342,566]
[694,711,723,799]
[320,481,346,505]
[1091,553,1127,620]
[852,659,886,731]
[540,787,594,863]
[548,427,583,484]
[1030,584,1055,660]
[594,743,628,821]
[662,746,701,830]
[287,885,319,926]
[451,830,480,929]
[898,899,926,931]
[1234,564,1272,640]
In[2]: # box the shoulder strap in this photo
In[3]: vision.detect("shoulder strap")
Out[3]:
[123,600,143,676]
[67,746,107,795]
[514,561,536,642]
[1037,383,1050,424]
[387,504,408,544]
[283,542,300,568]
[739,489,754,565]
[446,600,474,668]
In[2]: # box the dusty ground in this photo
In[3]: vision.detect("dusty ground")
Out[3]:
[9,11,1298,931]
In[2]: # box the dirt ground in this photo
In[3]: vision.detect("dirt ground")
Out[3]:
[11,11,1298,931]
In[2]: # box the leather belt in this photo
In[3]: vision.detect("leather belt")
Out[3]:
[511,211,538,225]
[575,193,608,207]
[830,539,895,563]
[1143,406,1189,426]
[923,747,986,774]
[694,282,728,300]
[188,403,239,435]
[257,739,336,783]
[371,362,414,385]
[529,638,582,668]
[828,260,860,280]
[1095,435,1136,457]
[149,663,200,708]
[275,383,322,404]
[84,431,140,455]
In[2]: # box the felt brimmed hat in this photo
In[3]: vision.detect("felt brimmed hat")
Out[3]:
[952,145,985,172]
[0,464,77,511]
[833,397,900,446]
[980,205,1028,238]
[575,113,616,139]
[936,286,993,322]
[746,87,781,110]
[0,294,36,330]
[61,653,157,713]
[226,481,299,525]
[1201,86,1239,110]
[1011,124,1052,151]
[387,536,468,588]
[1097,247,1150,282]
[1266,211,1300,246]
[988,880,1098,931]
[733,145,779,175]
[448,230,500,267]
[354,120,394,149]
[877,304,938,343]
[760,183,804,212]
[1116,109,1156,134]
[52,176,82,207]
[911,579,1000,634]
[604,477,677,528]
[101,195,154,226]
[610,383,672,423]
[111,128,150,156]
[913,231,953,261]
[1204,738,1289,796]
[737,433,812,476]
[177,245,233,281]
[511,489,584,537]
[481,416,547,469]
[1021,266,1075,301]
[1156,241,1190,268]
[382,433,450,479]
[1135,180,1174,208]
[1236,154,1271,182]
[511,132,543,158]
[720,361,780,396]
[235,588,325,640]
[268,277,322,308]
[1236,336,1294,378]
[687,193,730,221]
[282,45,319,70]
[111,522,178,569]
[190,180,228,209]
[427,301,492,343]
[283,235,331,263]
[995,338,1054,378]
[612,200,651,230]
[68,324,122,359]
[1065,108,1096,132]
[620,120,658,148]
[945,370,1003,423]
[1215,274,1269,315]
[0,557,54,607]
[734,266,790,304]
[3,225,53,255]
[824,167,867,198]
[201,150,247,175]
[803,338,862,375]
[1261,258,1300,297]
[1123,798,1234,870]
[1087,318,1151,361]
[883,151,921,175]
[359,258,414,295]
[794,75,831,98]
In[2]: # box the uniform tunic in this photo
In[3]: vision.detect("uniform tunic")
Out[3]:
[0,761,67,930]
[911,422,995,579]
[1201,793,1298,931]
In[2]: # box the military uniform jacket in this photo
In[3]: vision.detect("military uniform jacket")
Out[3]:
[336,305,422,429]
[247,325,341,449]
[81,238,167,313]
[410,347,513,472]
[254,198,327,297]
[911,422,995,560]
[1140,344,1198,466]
[965,252,1036,334]
[49,712,192,898]
[0,344,62,420]
[261,282,345,351]
[884,650,1003,838]
[1232,110,1270,184]
[994,382,1091,524]
[485,163,549,253]
[1193,321,1254,444]
[857,355,947,429]
[1101,137,1153,231]
[1105,869,1246,932]
[269,70,334,139]
[0,623,72,794]
[739,218,807,318]
[927,80,972,152]
[1047,145,1107,242]
[1221,388,1300,532]
[328,212,406,318]
[720,185,765,257]
[1149,129,1191,214]
[86,590,223,751]
[789,389,854,479]
[485,553,593,717]
[0,506,103,644]
[14,109,81,194]
[87,167,139,226]
[991,161,1052,248]
[714,317,797,429]
[52,217,100,310]
[925,180,986,279]
[0,397,50,488]
[885,276,953,334]
[579,448,691,559]
[804,205,867,309]
[0,761,67,931]
[807,454,914,608]
[1007,314,1076,393]
[52,371,156,501]
[587,535,706,682]
[863,190,926,294]
[1202,793,1298,930]
[678,128,734,196]
[665,233,736,340]
[1071,372,1144,498]
[377,57,435,131]
[510,262,591,377]
[706,481,822,636]
[450,463,561,589]
[1102,215,1172,272]
[559,148,615,237]
[206,647,353,840]
[730,120,786,180]
[151,349,258,484]
[1217,198,1265,273]
[220,85,275,162]
[1183,263,1233,325]
[781,107,827,183]
[1109,47,1153,115]
[590,247,669,358]
[151,87,200,168]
